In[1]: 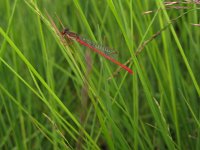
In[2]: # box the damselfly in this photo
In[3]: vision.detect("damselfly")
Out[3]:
[61,28,133,74]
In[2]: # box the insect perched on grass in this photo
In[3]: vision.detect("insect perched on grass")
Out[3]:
[60,28,133,74]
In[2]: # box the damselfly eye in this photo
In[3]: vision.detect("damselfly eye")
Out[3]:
[61,28,69,35]
[64,28,69,33]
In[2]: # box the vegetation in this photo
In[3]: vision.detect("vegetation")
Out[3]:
[0,0,200,149]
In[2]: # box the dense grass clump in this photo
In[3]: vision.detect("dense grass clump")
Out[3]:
[0,0,200,149]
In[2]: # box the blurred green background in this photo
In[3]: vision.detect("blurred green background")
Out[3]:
[0,0,200,149]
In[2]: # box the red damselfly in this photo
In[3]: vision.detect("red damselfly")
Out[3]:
[61,28,133,74]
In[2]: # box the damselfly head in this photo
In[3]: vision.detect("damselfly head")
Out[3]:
[61,28,69,35]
